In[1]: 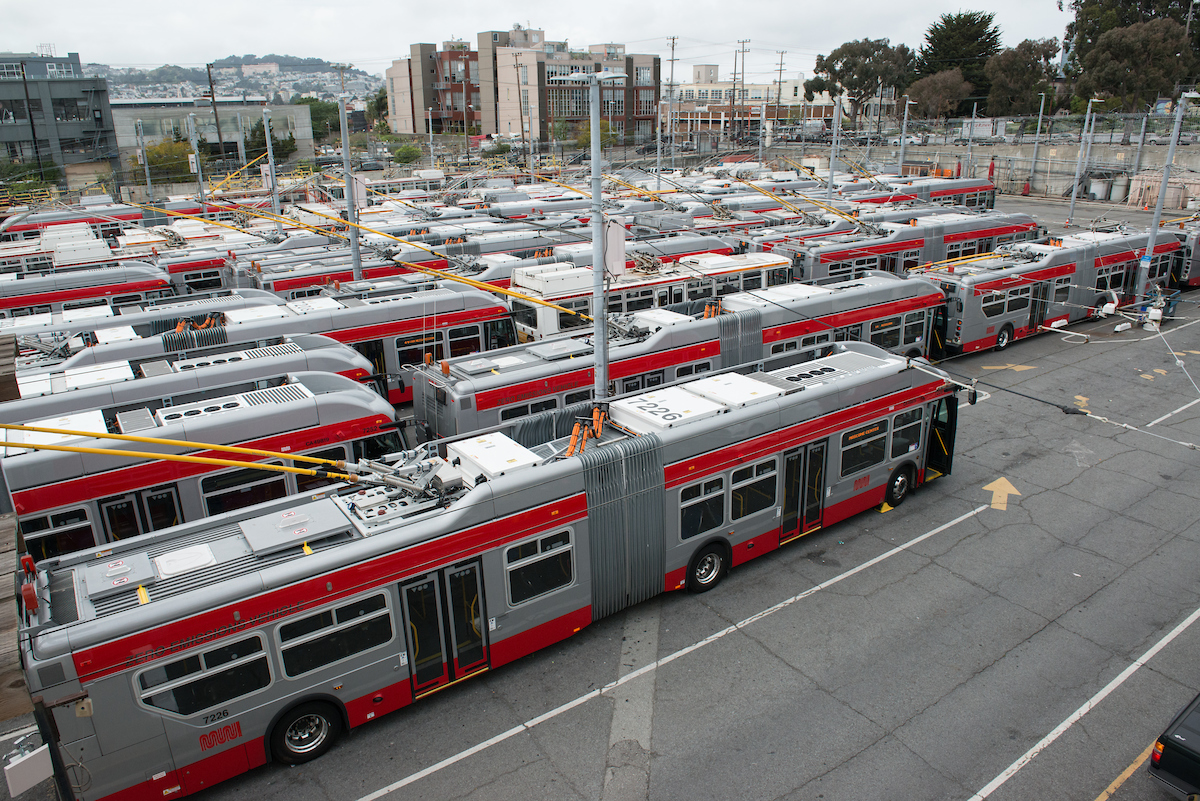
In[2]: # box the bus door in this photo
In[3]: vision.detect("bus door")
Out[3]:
[100,486,182,542]
[930,303,950,360]
[1029,281,1049,331]
[924,398,957,479]
[780,440,827,545]
[399,560,489,697]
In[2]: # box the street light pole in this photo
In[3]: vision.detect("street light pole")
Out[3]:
[966,102,977,176]
[1028,92,1046,192]
[338,94,362,281]
[1137,91,1198,305]
[565,69,627,403]
[1067,97,1100,226]
[427,107,433,167]
[827,96,842,201]
[897,96,914,176]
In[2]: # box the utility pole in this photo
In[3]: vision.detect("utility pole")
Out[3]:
[731,47,738,147]
[514,54,529,174]
[738,40,750,140]
[667,36,677,170]
[774,51,786,131]
[187,112,206,206]
[206,63,226,168]
[338,94,362,280]
[18,61,45,180]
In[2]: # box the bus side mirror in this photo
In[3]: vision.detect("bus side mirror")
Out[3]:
[968,389,977,405]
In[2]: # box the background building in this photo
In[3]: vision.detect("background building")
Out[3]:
[387,26,660,145]
[0,48,118,188]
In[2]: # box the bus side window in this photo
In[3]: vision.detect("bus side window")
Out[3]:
[840,419,888,478]
[1053,277,1070,303]
[395,334,443,367]
[296,447,350,494]
[680,478,724,539]
[279,594,393,677]
[484,318,517,350]
[506,530,574,606]
[19,510,96,563]
[869,317,902,350]
[201,464,288,516]
[903,311,926,345]
[891,409,923,457]
[354,432,403,461]
[1006,287,1030,313]
[731,459,776,520]
[448,325,482,358]
[138,636,271,716]
[565,390,593,405]
[981,293,1005,317]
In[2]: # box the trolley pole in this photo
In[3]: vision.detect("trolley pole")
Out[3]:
[338,94,362,281]
[1137,92,1197,305]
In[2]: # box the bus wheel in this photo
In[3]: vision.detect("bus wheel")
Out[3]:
[886,465,914,507]
[688,543,727,593]
[271,702,343,764]
[994,325,1013,351]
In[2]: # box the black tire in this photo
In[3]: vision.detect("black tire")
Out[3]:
[688,543,727,593]
[886,465,915,507]
[994,324,1013,351]
[270,702,342,765]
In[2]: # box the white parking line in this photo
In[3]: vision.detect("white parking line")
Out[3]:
[969,602,1200,800]
[356,504,989,801]
[1147,397,1200,427]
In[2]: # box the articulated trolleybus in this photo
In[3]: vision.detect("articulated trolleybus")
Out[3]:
[16,341,959,801]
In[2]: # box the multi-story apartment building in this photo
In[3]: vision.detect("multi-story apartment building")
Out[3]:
[387,26,660,145]
[0,48,118,187]
[385,40,478,136]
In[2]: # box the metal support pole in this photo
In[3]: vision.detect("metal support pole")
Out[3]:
[338,95,362,281]
[668,36,677,171]
[589,74,606,401]
[827,97,842,201]
[898,96,912,175]
[206,63,225,168]
[655,100,663,190]
[1029,92,1046,185]
[19,61,45,181]
[31,697,75,801]
[262,109,281,233]
[1068,100,1095,226]
[1134,114,1148,175]
[1137,93,1194,304]
[136,119,153,200]
[757,103,765,163]
[187,113,206,207]
[966,102,977,176]
[428,108,434,167]
[236,113,247,167]
[1081,108,1098,197]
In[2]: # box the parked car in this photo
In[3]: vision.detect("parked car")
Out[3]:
[889,134,921,146]
[1148,689,1200,798]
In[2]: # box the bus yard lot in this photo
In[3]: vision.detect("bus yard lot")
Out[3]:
[6,198,1200,801]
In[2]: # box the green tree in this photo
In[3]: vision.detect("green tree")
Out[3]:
[1079,18,1196,110]
[576,119,617,149]
[906,69,973,120]
[244,119,297,163]
[293,97,340,141]
[127,139,206,185]
[804,38,916,126]
[918,11,1003,114]
[984,38,1060,115]
[393,143,422,164]
[1059,0,1196,72]
[366,87,388,131]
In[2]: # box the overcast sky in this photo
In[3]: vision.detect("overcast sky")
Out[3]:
[3,0,1073,82]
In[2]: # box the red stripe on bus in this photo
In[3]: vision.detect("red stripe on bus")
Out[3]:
[664,382,948,488]
[11,415,392,515]
[72,494,589,681]
[763,293,945,343]
[326,307,509,346]
[489,605,593,669]
[819,239,925,263]
[851,194,918,204]
[345,678,413,728]
[942,223,1036,243]
[0,279,172,310]
[165,257,226,274]
[972,263,1076,294]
